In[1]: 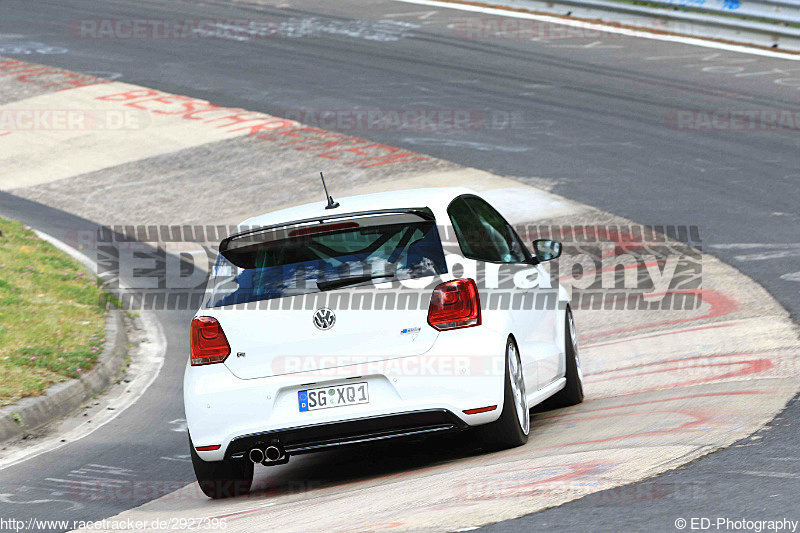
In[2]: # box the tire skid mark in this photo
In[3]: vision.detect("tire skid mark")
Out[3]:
[528,410,712,449]
[558,259,661,283]
[583,322,737,350]
[454,461,611,501]
[585,352,778,390]
[536,390,765,422]
[581,288,737,341]
[232,394,761,508]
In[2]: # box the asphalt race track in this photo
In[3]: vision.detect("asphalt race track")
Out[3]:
[0,0,799,530]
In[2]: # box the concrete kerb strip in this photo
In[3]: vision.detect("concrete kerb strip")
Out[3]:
[0,230,167,469]
[0,310,127,444]
[0,227,167,472]
[0,222,133,445]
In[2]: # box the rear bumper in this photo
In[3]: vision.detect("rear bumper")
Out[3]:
[224,409,467,460]
[184,329,507,462]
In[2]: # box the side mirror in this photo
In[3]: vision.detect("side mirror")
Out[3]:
[532,239,562,262]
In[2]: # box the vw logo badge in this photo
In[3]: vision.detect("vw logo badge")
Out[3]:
[313,308,336,330]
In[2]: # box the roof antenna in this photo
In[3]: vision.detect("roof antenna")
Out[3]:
[319,171,339,209]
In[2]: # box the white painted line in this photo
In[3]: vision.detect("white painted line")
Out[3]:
[393,0,800,60]
[711,243,800,249]
[735,250,800,261]
[726,470,800,479]
[780,271,800,282]
[0,231,167,471]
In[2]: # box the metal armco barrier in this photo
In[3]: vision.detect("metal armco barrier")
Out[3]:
[632,0,800,26]
[465,0,800,51]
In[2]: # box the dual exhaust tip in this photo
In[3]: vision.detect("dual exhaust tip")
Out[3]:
[248,445,284,464]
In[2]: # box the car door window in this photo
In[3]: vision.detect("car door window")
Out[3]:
[448,195,529,263]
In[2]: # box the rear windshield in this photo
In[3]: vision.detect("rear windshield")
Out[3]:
[206,212,447,307]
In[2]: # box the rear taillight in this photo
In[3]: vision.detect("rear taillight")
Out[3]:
[427,278,482,331]
[190,316,230,366]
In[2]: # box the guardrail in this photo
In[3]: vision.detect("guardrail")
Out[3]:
[456,0,800,51]
[628,0,800,26]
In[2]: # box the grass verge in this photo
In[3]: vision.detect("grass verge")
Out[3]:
[0,216,107,407]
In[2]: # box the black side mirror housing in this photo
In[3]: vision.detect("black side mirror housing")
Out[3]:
[532,239,562,262]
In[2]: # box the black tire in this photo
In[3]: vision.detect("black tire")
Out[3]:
[541,307,584,409]
[477,337,529,450]
[189,435,253,499]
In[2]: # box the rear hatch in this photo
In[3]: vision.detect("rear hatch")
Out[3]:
[205,209,448,379]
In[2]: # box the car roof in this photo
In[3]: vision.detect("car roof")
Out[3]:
[239,186,477,229]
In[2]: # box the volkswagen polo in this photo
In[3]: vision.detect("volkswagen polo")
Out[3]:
[184,187,583,498]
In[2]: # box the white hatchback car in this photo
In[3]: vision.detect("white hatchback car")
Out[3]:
[185,187,583,498]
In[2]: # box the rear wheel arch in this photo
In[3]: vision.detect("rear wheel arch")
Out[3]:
[475,334,530,450]
[189,432,253,499]
[541,306,584,409]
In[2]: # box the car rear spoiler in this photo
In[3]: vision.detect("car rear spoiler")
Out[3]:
[218,208,435,267]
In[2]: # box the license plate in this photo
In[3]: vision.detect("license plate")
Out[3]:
[298,382,369,412]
